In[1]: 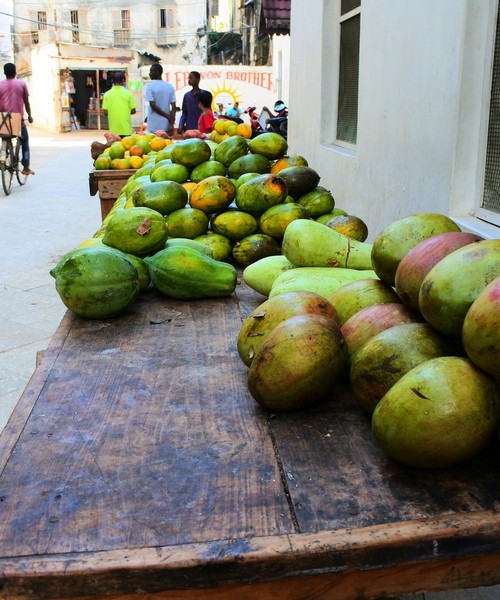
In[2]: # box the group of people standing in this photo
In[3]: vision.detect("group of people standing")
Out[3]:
[102,65,216,139]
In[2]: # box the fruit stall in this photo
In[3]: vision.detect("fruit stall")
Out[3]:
[88,168,135,221]
[0,276,500,600]
[1,132,498,598]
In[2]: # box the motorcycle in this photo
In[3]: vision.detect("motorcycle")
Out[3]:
[245,100,288,139]
[244,106,265,137]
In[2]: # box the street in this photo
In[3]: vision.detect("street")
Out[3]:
[0,126,103,431]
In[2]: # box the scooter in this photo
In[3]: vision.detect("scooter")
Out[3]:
[245,101,288,139]
[244,106,265,137]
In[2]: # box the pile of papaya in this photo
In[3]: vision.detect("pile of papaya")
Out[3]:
[53,131,370,319]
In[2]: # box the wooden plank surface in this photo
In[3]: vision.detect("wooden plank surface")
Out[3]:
[270,386,500,532]
[0,285,292,557]
[1,280,500,599]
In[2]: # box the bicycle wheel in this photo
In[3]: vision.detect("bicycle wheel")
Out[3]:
[0,139,13,196]
[14,139,28,186]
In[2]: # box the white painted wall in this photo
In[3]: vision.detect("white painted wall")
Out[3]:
[288,0,499,239]
[271,34,290,105]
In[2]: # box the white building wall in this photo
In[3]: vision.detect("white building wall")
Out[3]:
[288,0,499,239]
[271,34,290,105]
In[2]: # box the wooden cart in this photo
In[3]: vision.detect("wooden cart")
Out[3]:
[1,281,500,600]
[88,169,134,221]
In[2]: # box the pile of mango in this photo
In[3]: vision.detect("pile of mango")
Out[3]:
[236,211,500,470]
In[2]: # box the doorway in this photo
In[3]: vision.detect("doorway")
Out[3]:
[63,69,124,129]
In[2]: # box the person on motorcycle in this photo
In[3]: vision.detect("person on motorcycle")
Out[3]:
[265,100,288,137]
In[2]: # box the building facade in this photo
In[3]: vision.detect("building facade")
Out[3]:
[287,0,500,238]
[7,0,288,132]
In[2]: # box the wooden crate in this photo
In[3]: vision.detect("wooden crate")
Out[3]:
[88,169,135,220]
[0,281,500,599]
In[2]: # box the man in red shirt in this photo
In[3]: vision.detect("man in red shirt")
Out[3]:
[0,63,34,176]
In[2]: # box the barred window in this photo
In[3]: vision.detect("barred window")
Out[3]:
[336,1,360,144]
[482,5,500,217]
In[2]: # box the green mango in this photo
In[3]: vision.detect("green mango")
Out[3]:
[281,219,373,270]
[242,255,296,296]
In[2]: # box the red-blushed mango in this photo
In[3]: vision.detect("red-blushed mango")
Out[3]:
[350,322,460,414]
[328,278,401,325]
[340,302,423,358]
[371,213,462,286]
[395,231,484,311]
[419,239,500,339]
[462,275,500,378]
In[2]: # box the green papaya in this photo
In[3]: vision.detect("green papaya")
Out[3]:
[194,232,233,261]
[277,166,321,199]
[164,237,214,257]
[235,172,262,189]
[232,234,281,266]
[259,203,310,240]
[54,246,139,319]
[298,186,335,219]
[102,207,168,257]
[282,219,373,270]
[316,208,348,224]
[132,181,188,215]
[170,138,211,168]
[235,174,288,213]
[150,161,190,184]
[144,246,237,299]
[211,210,259,242]
[227,153,271,179]
[190,160,227,183]
[214,135,249,167]
[248,132,288,159]
[165,207,209,239]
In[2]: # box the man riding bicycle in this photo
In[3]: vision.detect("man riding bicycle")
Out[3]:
[0,63,34,176]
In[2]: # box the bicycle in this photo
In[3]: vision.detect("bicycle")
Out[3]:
[0,112,28,195]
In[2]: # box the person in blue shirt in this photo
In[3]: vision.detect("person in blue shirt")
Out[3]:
[226,102,243,120]
[178,71,203,135]
[145,63,176,134]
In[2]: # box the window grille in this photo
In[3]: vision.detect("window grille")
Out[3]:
[70,10,79,43]
[114,10,131,46]
[121,10,130,30]
[37,11,47,30]
[482,6,500,216]
[336,7,360,144]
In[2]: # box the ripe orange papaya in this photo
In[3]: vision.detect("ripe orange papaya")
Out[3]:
[189,175,237,214]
